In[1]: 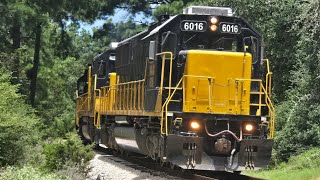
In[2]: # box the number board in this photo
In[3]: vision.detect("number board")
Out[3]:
[219,22,241,34]
[180,20,207,32]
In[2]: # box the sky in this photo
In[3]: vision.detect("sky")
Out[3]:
[80,8,153,34]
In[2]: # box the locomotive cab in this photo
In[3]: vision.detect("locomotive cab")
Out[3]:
[92,49,116,89]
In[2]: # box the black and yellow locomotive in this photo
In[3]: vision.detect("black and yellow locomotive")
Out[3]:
[76,6,274,171]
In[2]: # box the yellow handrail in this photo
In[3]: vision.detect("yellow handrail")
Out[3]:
[94,89,101,128]
[97,79,145,113]
[161,76,184,135]
[161,75,275,139]
[260,83,275,138]
[157,52,173,99]
[236,78,275,139]
[75,95,88,126]
[93,74,100,128]
[265,59,272,97]
[88,66,92,111]
[264,58,274,138]
[161,75,214,136]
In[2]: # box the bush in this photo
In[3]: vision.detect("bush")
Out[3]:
[55,161,88,180]
[0,166,60,180]
[0,70,42,166]
[43,132,94,171]
[286,148,320,170]
[45,110,76,138]
[246,148,320,180]
[273,96,320,162]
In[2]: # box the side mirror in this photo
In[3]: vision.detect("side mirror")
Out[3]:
[149,41,155,60]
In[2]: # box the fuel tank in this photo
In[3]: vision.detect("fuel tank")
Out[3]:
[113,126,148,154]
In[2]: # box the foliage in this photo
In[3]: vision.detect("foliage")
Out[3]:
[36,55,84,126]
[0,70,42,166]
[43,132,94,171]
[93,17,147,46]
[153,0,185,17]
[55,161,88,180]
[48,111,76,138]
[286,148,320,170]
[246,148,320,180]
[0,166,60,180]
[272,0,320,161]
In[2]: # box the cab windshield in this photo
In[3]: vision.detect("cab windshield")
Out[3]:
[182,32,243,52]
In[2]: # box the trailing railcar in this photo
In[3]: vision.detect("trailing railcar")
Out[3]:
[76,6,275,171]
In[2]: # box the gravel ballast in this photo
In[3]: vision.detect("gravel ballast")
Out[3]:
[87,152,180,180]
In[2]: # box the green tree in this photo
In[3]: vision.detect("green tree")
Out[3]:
[94,17,146,43]
[153,0,185,17]
[0,70,42,166]
[273,0,320,162]
[0,0,36,85]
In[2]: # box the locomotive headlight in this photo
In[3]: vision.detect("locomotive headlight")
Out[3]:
[245,123,254,132]
[190,121,200,129]
[210,16,219,24]
[210,25,218,32]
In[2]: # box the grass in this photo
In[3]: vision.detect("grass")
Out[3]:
[246,167,320,180]
[245,148,320,180]
[0,166,60,180]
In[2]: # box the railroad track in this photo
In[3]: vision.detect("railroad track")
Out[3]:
[93,145,263,180]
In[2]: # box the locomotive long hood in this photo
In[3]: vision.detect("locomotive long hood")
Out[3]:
[183,50,252,115]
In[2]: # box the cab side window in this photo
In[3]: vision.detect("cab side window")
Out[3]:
[98,62,107,77]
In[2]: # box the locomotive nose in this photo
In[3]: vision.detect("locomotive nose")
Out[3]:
[182,50,252,115]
